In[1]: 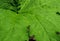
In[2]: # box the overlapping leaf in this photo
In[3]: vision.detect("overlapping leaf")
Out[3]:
[0,0,60,41]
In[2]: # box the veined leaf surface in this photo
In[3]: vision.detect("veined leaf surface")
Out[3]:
[0,0,60,41]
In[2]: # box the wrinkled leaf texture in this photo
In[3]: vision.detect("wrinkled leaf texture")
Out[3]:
[0,0,60,41]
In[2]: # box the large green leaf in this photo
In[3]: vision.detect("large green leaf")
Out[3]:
[0,0,60,41]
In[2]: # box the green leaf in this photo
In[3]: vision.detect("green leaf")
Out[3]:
[0,0,60,41]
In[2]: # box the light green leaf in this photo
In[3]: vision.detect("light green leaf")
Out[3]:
[0,0,60,41]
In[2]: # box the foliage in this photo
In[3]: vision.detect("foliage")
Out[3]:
[0,0,60,41]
